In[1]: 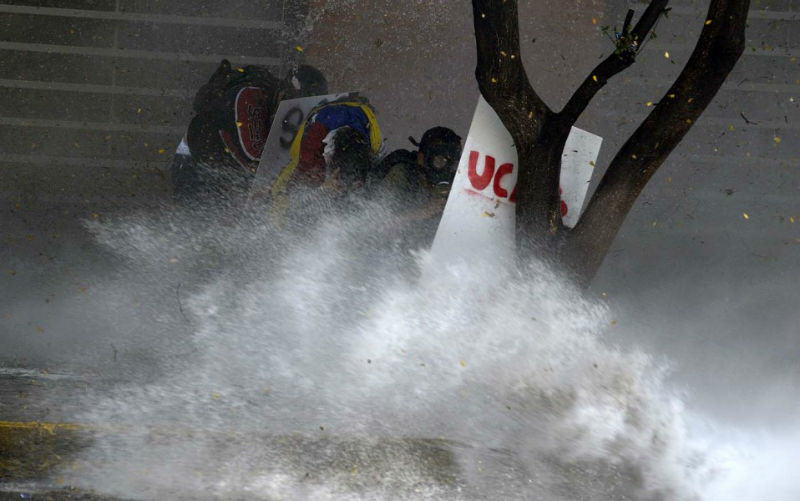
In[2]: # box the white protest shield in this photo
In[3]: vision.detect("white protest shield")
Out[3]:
[430,96,602,264]
[560,127,602,228]
[248,92,353,201]
[430,97,519,265]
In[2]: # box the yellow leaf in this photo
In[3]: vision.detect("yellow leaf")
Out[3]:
[774,136,782,144]
[664,51,670,59]
[460,360,467,367]
[157,148,166,154]
[592,17,597,25]
[705,19,712,25]
[743,212,750,220]
[592,75,598,82]
[295,45,304,52]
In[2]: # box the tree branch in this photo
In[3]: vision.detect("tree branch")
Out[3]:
[560,0,670,124]
[565,0,750,285]
[471,0,553,139]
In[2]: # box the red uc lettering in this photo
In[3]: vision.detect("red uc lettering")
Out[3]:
[468,150,495,191]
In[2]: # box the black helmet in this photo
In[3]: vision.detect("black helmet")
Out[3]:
[327,127,372,186]
[287,64,328,97]
[409,127,463,185]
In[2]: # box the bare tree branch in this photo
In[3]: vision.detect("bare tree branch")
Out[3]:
[560,0,670,124]
[565,0,750,285]
[471,0,553,138]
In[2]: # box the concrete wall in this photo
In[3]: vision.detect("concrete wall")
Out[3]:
[0,0,301,218]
